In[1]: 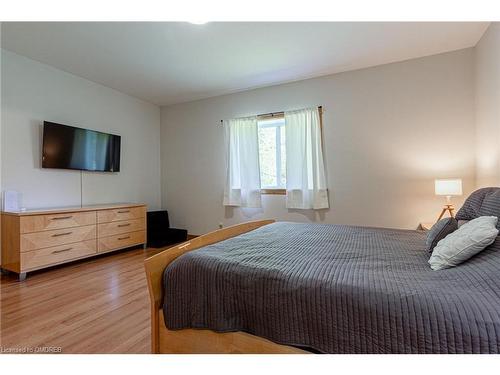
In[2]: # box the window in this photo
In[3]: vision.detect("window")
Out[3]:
[258,117,286,192]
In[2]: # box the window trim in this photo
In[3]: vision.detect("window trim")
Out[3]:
[261,188,286,195]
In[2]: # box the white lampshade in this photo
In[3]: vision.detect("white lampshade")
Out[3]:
[435,179,463,196]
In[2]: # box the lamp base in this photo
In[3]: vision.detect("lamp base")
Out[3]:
[436,204,455,222]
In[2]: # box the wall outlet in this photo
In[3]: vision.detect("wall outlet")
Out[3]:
[218,222,223,229]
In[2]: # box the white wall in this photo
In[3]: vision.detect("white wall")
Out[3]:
[1,49,161,210]
[475,23,500,187]
[0,29,2,197]
[0,40,486,237]
[161,49,476,235]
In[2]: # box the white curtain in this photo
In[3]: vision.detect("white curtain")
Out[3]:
[223,116,262,208]
[285,107,329,209]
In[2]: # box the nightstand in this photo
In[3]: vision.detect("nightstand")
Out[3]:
[418,222,434,231]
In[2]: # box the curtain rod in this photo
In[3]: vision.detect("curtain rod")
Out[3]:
[219,106,323,125]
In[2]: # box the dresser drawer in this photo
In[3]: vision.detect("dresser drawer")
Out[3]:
[21,225,97,252]
[97,206,146,223]
[21,240,97,271]
[98,230,145,253]
[98,218,145,237]
[20,211,96,234]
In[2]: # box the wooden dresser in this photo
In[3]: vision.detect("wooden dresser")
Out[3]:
[1,203,147,280]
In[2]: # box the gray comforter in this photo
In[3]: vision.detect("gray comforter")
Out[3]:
[163,222,500,353]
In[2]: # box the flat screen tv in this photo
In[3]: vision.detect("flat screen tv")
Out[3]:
[42,121,121,172]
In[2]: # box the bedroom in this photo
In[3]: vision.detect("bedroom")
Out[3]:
[1,0,500,373]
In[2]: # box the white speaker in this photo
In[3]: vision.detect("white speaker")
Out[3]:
[3,190,21,212]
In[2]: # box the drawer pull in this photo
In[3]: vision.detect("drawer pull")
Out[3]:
[51,216,73,220]
[117,223,131,227]
[52,232,73,237]
[117,210,130,214]
[52,247,72,254]
[118,236,131,240]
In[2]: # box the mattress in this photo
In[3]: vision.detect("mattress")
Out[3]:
[163,222,500,353]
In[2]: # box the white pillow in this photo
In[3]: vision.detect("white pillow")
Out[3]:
[429,216,499,271]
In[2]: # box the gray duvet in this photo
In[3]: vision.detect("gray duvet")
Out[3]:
[163,222,500,353]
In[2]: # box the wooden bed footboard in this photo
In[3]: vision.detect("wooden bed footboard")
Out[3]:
[143,219,306,354]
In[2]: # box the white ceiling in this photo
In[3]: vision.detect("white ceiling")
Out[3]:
[1,22,489,106]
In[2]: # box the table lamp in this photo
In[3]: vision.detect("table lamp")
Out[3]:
[434,179,462,221]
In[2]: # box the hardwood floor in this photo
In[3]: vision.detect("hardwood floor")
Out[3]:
[0,246,166,353]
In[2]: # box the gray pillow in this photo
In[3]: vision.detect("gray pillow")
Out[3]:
[425,217,458,253]
[456,187,500,229]
[429,216,499,270]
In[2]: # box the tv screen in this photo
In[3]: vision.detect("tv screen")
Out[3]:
[42,121,121,172]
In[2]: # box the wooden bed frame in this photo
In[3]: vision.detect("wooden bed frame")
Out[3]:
[144,219,307,354]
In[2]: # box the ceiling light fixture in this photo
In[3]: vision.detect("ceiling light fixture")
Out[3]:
[188,21,208,25]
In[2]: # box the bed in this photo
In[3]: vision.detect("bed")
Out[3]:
[144,190,500,354]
